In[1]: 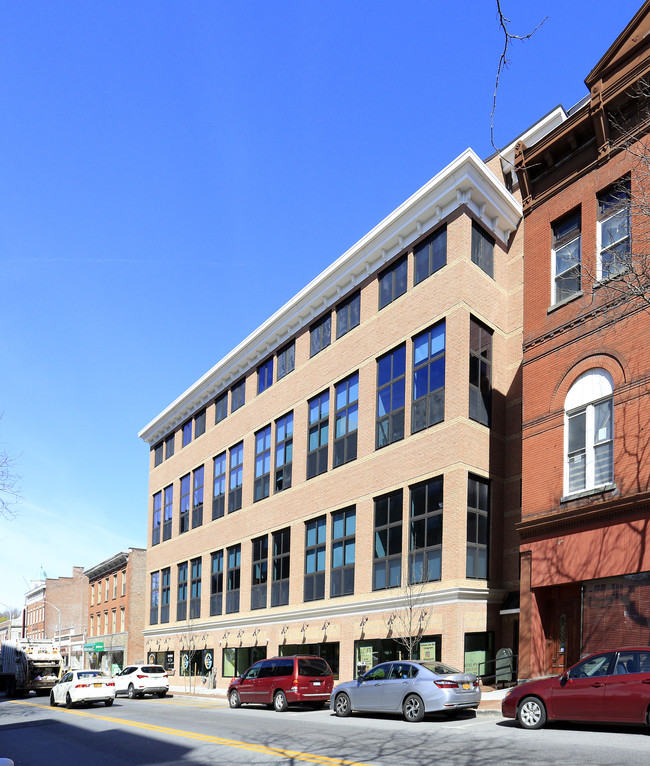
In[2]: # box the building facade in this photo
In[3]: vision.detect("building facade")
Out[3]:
[84,549,146,672]
[516,2,650,678]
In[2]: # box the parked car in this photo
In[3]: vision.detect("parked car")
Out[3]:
[49,669,115,708]
[228,656,334,711]
[331,660,480,722]
[113,665,169,699]
[502,647,650,729]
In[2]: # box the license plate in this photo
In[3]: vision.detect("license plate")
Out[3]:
[462,683,470,690]
[94,683,102,688]
[313,681,321,686]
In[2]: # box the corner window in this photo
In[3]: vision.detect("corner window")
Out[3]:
[215,392,228,424]
[277,341,295,380]
[310,314,331,357]
[275,412,293,492]
[307,391,329,479]
[469,318,492,427]
[414,226,446,285]
[154,443,163,467]
[379,255,407,309]
[412,323,445,433]
[258,358,273,394]
[466,476,489,579]
[254,426,271,502]
[161,568,170,623]
[231,379,246,413]
[228,442,244,512]
[564,369,614,496]
[598,177,630,280]
[164,434,175,459]
[334,373,358,467]
[336,291,360,338]
[409,478,443,584]
[552,209,581,304]
[471,222,494,278]
[150,572,159,626]
[373,490,402,590]
[376,344,406,448]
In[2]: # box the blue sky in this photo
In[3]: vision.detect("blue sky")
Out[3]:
[0,0,643,610]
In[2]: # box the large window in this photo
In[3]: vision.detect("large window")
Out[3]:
[336,291,360,338]
[231,379,246,412]
[307,391,329,479]
[215,392,228,424]
[226,545,241,614]
[212,452,226,520]
[161,568,170,623]
[412,323,445,433]
[210,551,224,616]
[163,485,173,541]
[150,572,159,626]
[471,222,494,278]
[258,358,273,394]
[194,409,206,439]
[229,442,244,512]
[152,492,161,546]
[334,373,358,467]
[254,426,271,502]
[331,507,355,597]
[275,412,293,492]
[182,420,192,448]
[154,443,163,467]
[376,344,406,448]
[552,209,581,304]
[277,341,295,380]
[565,369,614,496]
[598,177,630,280]
[414,226,446,284]
[251,536,268,610]
[271,528,291,607]
[373,490,403,590]
[177,562,188,622]
[192,466,204,528]
[310,313,331,357]
[469,318,492,427]
[179,474,190,534]
[410,478,443,584]
[379,255,407,309]
[304,516,326,602]
[190,558,201,619]
[164,434,175,460]
[467,476,489,579]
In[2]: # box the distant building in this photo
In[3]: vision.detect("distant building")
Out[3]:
[84,549,146,672]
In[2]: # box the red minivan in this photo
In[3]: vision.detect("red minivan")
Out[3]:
[228,656,334,711]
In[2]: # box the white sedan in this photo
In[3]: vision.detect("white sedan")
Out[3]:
[50,670,116,708]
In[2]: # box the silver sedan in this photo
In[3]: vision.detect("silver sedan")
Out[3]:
[330,660,481,722]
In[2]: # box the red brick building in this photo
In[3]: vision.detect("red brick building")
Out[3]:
[516,2,650,678]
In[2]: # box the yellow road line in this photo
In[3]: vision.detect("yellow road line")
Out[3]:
[12,700,374,766]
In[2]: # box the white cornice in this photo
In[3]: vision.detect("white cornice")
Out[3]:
[139,149,522,445]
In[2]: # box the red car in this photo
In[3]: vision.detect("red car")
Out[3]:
[502,648,650,729]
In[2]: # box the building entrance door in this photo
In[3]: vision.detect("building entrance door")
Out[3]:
[547,598,579,675]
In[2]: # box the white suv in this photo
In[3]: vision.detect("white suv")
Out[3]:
[114,665,169,699]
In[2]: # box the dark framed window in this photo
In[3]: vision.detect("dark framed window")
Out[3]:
[194,409,206,439]
[152,492,161,546]
[215,392,228,424]
[373,490,403,590]
[409,477,443,584]
[307,391,329,479]
[275,412,293,492]
[210,550,223,616]
[336,291,360,338]
[310,313,331,357]
[379,255,407,309]
[254,426,271,502]
[190,557,202,619]
[598,177,630,280]
[412,322,445,433]
[471,222,494,278]
[191,466,204,528]
[304,516,326,602]
[376,344,406,448]
[552,209,581,303]
[258,358,273,394]
[334,373,358,467]
[179,474,190,534]
[212,452,226,520]
[164,434,175,459]
[226,545,241,614]
[277,341,295,380]
[414,226,447,285]
[160,568,170,624]
[251,536,268,610]
[228,442,243,512]
[331,507,355,597]
[177,562,188,622]
[163,485,173,541]
[150,572,159,626]
[467,476,489,579]
[231,379,246,412]
[469,318,493,427]
[182,420,192,448]
[271,528,291,607]
[154,443,163,467]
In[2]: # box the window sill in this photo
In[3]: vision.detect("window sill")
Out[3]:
[547,290,583,314]
[560,483,616,504]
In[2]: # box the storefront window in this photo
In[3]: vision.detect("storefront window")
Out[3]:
[279,642,340,677]
[222,646,266,678]
[354,635,441,675]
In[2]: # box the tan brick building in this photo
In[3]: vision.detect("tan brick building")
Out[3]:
[139,146,527,689]
[84,548,146,672]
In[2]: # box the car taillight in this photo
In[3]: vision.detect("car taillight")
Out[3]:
[136,675,147,679]
[75,684,90,688]
[163,674,168,678]
[434,680,459,689]
[106,682,115,687]
[291,677,299,691]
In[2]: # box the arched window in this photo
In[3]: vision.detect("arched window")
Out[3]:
[564,369,614,495]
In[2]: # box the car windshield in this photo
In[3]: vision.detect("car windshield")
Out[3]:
[417,661,462,675]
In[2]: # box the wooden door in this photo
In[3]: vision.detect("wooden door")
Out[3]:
[548,599,579,675]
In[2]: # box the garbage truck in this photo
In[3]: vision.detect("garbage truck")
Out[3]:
[0,639,63,696]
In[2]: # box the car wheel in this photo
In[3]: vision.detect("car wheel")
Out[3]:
[104,699,114,707]
[229,690,241,709]
[65,693,73,709]
[127,684,137,699]
[517,696,547,730]
[49,692,56,707]
[273,690,288,712]
[334,692,352,717]
[403,693,425,722]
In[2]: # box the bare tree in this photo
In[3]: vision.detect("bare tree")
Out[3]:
[384,572,432,661]
[0,419,20,519]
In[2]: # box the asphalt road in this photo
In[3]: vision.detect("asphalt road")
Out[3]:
[1,693,650,766]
